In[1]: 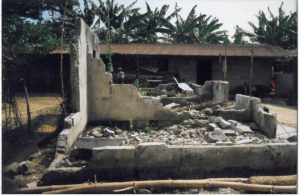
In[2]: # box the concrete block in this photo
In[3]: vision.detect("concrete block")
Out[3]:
[212,81,229,102]
[216,109,251,122]
[90,146,135,168]
[235,122,253,134]
[216,117,231,129]
[135,143,180,168]
[75,137,123,149]
[206,123,218,132]
[206,130,228,143]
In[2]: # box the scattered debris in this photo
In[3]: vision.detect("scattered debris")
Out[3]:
[206,130,229,143]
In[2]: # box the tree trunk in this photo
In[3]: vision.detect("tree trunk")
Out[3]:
[22,79,31,132]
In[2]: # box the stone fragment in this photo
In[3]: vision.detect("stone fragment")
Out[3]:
[216,117,231,129]
[236,138,253,144]
[18,161,32,175]
[194,119,209,127]
[90,126,102,133]
[208,116,217,123]
[235,123,253,134]
[206,123,218,132]
[206,130,228,143]
[114,128,123,135]
[28,152,42,161]
[90,130,103,138]
[188,188,199,194]
[203,108,214,116]
[288,135,297,142]
[3,162,19,176]
[136,189,152,194]
[228,120,237,128]
[173,129,181,135]
[26,181,37,188]
[103,128,115,137]
[222,129,237,136]
[249,122,260,131]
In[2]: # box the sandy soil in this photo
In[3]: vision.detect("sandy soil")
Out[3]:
[2,96,62,133]
[3,96,61,118]
[262,103,297,128]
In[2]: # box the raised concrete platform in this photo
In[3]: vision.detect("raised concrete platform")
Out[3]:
[41,142,297,185]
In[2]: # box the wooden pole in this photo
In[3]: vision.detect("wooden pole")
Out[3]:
[136,48,139,80]
[22,79,31,132]
[15,175,296,194]
[223,44,227,80]
[42,179,296,194]
[248,175,297,185]
[249,49,254,96]
[59,0,68,116]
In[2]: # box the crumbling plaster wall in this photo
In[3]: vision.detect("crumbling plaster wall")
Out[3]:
[212,57,273,91]
[87,55,177,121]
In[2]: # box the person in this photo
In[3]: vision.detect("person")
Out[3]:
[243,82,249,95]
[117,67,125,84]
[271,77,276,92]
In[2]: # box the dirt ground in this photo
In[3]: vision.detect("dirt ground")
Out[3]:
[2,95,63,184]
[262,103,297,128]
[2,95,62,133]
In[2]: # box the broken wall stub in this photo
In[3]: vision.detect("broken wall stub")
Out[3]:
[217,94,277,138]
[193,81,229,102]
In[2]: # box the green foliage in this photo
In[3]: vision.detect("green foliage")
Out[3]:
[92,1,226,44]
[3,17,59,56]
[233,25,247,44]
[245,3,297,49]
[133,79,147,96]
[169,5,226,44]
[128,119,133,130]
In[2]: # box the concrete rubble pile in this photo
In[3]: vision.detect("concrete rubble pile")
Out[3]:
[74,94,286,150]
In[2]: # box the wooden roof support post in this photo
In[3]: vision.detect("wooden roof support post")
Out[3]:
[136,48,139,80]
[223,44,227,80]
[219,53,222,69]
[249,49,254,96]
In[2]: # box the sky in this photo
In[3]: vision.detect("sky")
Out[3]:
[43,0,297,39]
[111,0,297,38]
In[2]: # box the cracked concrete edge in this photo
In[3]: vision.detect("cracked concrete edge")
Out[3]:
[42,142,296,185]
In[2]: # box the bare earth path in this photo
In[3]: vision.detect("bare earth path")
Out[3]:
[262,103,297,128]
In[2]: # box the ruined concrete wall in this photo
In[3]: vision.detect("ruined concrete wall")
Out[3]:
[56,19,100,154]
[168,57,197,83]
[87,55,177,121]
[212,57,273,91]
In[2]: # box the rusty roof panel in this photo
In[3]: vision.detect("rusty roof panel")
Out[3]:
[50,43,289,57]
[99,44,289,57]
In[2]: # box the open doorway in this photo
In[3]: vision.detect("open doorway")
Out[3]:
[197,60,212,85]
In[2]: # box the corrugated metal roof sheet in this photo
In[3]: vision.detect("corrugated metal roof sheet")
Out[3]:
[50,44,290,57]
[99,44,289,57]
